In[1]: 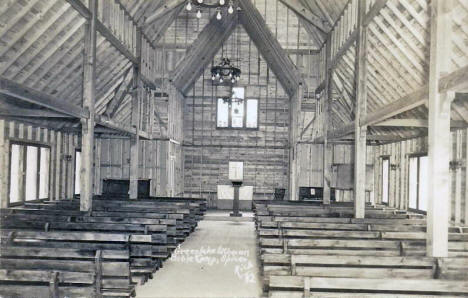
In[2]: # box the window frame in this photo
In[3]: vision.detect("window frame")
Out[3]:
[215,86,259,130]
[407,153,428,215]
[380,156,390,205]
[8,140,51,207]
[216,98,259,130]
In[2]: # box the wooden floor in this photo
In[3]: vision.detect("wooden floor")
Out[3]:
[136,211,263,298]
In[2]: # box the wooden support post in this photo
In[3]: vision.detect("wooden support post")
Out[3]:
[289,85,302,201]
[353,0,368,218]
[129,29,142,200]
[0,119,7,208]
[427,0,454,257]
[323,35,332,205]
[80,0,97,211]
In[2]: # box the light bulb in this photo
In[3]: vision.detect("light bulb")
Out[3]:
[216,10,222,20]
[231,78,235,83]
[196,9,201,18]
[186,2,192,11]
[220,0,225,5]
[216,73,220,78]
[219,78,224,83]
[228,5,234,14]
[229,73,232,78]
[197,0,203,3]
[212,75,215,80]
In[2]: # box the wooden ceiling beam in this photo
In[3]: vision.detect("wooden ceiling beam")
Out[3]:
[0,106,74,118]
[66,0,137,63]
[371,118,466,128]
[0,77,87,119]
[105,66,133,118]
[0,77,149,139]
[144,0,186,25]
[239,0,304,97]
[320,64,468,140]
[66,0,165,89]
[149,4,185,43]
[172,12,238,94]
[314,0,388,94]
[279,0,330,33]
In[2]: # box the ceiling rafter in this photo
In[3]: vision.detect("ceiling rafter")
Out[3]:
[322,64,468,140]
[239,0,304,97]
[144,0,186,26]
[172,12,238,94]
[0,77,149,139]
[279,0,331,33]
[105,66,133,118]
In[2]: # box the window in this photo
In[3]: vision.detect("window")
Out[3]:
[246,99,258,128]
[39,147,50,199]
[381,157,389,204]
[408,155,428,212]
[9,144,22,204]
[25,146,38,201]
[74,150,81,195]
[216,87,258,129]
[9,142,50,205]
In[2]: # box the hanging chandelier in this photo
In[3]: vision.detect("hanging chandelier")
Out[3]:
[211,58,241,84]
[186,0,236,20]
[211,14,241,85]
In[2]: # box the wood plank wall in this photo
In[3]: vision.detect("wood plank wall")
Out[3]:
[182,26,291,201]
[98,138,178,196]
[0,119,79,207]
[298,143,374,202]
[98,84,185,197]
[373,128,468,224]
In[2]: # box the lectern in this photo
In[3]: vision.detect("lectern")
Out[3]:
[229,161,243,217]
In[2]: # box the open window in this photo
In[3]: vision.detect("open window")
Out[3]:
[381,157,390,204]
[9,142,50,205]
[408,155,428,212]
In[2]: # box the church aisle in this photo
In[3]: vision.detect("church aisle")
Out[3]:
[136,212,263,298]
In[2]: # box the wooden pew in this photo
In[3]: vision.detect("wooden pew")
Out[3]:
[0,269,96,298]
[1,229,152,295]
[269,276,468,297]
[1,214,169,274]
[257,228,468,241]
[260,254,466,280]
[0,246,132,296]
